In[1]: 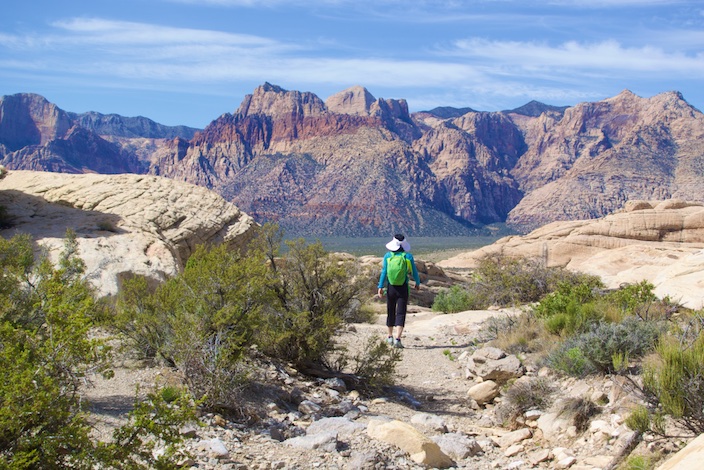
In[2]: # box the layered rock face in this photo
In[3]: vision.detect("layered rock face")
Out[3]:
[507,90,704,231]
[0,170,257,296]
[149,83,516,236]
[3,86,704,236]
[438,199,704,309]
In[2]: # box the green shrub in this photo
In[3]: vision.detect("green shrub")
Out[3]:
[547,317,663,376]
[0,232,196,468]
[619,454,657,470]
[471,254,601,307]
[625,405,653,434]
[254,226,366,368]
[432,285,481,313]
[336,336,402,395]
[113,241,269,411]
[642,329,704,434]
[549,346,591,377]
[482,312,555,356]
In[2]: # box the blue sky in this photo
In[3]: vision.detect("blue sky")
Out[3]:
[1,0,703,128]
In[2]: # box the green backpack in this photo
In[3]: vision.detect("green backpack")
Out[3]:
[387,252,411,286]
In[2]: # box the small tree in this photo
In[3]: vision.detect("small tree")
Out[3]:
[255,225,365,368]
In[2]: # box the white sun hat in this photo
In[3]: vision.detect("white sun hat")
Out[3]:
[385,235,411,252]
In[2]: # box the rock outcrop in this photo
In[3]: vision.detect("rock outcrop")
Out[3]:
[0,170,257,296]
[438,199,704,309]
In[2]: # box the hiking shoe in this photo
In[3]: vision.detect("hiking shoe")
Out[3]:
[386,336,394,345]
[394,339,404,349]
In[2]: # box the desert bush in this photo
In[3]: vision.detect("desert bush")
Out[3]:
[113,241,270,411]
[557,396,600,432]
[641,326,704,435]
[495,377,556,429]
[536,280,670,337]
[547,317,663,376]
[0,232,196,468]
[432,284,482,313]
[625,405,666,436]
[331,336,403,395]
[470,254,602,307]
[113,275,171,362]
[619,454,657,470]
[482,311,555,356]
[253,225,366,368]
[534,279,603,322]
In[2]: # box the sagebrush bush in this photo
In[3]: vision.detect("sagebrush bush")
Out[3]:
[249,225,368,370]
[471,254,602,307]
[432,284,482,313]
[482,311,555,356]
[113,223,388,412]
[333,336,403,395]
[619,454,657,470]
[547,317,663,376]
[557,396,600,432]
[536,280,678,338]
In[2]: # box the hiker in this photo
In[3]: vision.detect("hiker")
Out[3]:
[377,234,421,348]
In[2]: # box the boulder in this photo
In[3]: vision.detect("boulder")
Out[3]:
[464,347,525,383]
[0,171,257,296]
[656,432,704,470]
[468,380,500,405]
[431,433,483,460]
[366,419,455,468]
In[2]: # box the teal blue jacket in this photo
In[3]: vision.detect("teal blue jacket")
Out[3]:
[378,251,421,289]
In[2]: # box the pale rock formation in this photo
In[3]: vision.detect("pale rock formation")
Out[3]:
[0,170,257,296]
[325,85,377,116]
[463,347,526,383]
[656,432,704,470]
[468,380,500,406]
[439,199,704,309]
[366,419,455,468]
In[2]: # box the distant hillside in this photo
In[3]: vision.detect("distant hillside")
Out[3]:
[67,111,199,139]
[423,106,477,119]
[503,100,569,117]
[2,87,703,236]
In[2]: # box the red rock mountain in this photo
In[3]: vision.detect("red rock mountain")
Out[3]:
[2,86,703,236]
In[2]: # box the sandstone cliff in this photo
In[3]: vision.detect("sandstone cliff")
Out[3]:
[507,90,704,231]
[438,199,704,309]
[148,83,514,236]
[0,170,257,296]
[2,87,704,237]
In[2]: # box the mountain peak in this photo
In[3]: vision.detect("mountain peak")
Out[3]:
[325,86,376,116]
[235,83,327,119]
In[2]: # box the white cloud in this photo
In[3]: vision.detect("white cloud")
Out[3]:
[52,18,281,48]
[448,38,704,75]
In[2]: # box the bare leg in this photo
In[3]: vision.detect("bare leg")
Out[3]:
[387,326,394,337]
[395,325,404,340]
